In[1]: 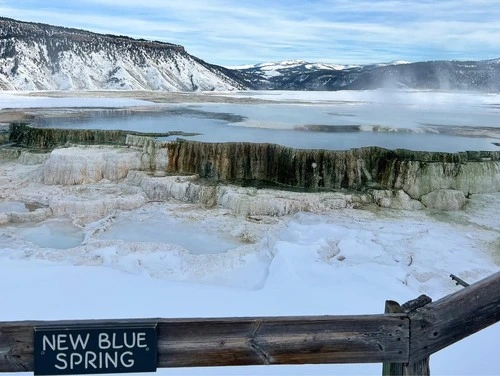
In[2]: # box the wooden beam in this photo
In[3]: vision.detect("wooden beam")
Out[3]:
[0,314,409,372]
[408,271,500,362]
[382,300,430,376]
[450,274,469,288]
[2,272,497,373]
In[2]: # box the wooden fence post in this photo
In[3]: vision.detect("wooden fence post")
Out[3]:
[383,300,406,376]
[382,298,430,376]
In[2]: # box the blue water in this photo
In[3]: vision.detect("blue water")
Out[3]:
[98,216,242,254]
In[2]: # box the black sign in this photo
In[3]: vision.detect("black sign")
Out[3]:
[34,324,157,375]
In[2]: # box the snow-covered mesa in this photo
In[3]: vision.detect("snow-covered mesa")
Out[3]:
[1,42,240,91]
[0,18,245,91]
[0,94,499,376]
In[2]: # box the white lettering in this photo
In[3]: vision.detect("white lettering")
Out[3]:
[42,335,56,352]
[54,350,138,371]
[104,352,118,368]
[85,351,97,369]
[69,353,83,370]
[123,332,136,348]
[98,333,111,350]
[137,332,147,348]
[69,333,90,350]
[57,334,69,351]
[120,351,134,368]
[54,353,67,370]
[112,333,123,349]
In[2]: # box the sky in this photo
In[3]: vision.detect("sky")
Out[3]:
[1,0,500,67]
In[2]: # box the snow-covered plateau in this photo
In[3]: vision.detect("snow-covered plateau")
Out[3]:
[0,18,246,91]
[0,92,499,375]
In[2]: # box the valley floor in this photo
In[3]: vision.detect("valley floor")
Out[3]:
[0,91,499,375]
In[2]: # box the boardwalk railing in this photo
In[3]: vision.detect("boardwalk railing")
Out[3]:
[1,271,498,376]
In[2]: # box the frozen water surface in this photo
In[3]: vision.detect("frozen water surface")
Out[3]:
[0,201,29,213]
[97,215,243,254]
[31,90,500,152]
[10,219,84,249]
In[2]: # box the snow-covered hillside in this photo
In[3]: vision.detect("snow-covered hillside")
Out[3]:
[0,17,247,91]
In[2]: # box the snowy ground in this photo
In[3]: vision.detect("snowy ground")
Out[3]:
[0,92,499,375]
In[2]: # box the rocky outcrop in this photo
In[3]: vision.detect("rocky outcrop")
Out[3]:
[18,151,51,165]
[49,194,146,221]
[0,126,9,144]
[420,189,467,210]
[6,127,499,211]
[125,171,370,216]
[43,146,143,185]
[371,190,425,210]
[166,140,500,199]
[8,123,174,149]
[0,147,21,159]
[0,207,52,225]
[385,160,500,199]
[125,135,170,172]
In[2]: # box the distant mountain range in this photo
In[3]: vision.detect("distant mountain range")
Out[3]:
[233,59,500,91]
[0,17,499,92]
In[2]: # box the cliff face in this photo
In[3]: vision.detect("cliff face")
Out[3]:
[0,17,247,91]
[165,140,500,199]
[5,125,500,210]
[9,123,176,149]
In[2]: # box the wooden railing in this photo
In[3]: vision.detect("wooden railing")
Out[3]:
[1,271,498,376]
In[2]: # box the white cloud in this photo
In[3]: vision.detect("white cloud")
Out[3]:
[2,0,500,65]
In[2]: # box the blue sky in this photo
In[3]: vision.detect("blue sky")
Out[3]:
[1,0,499,66]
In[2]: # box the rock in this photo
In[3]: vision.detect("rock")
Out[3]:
[9,124,175,149]
[166,140,500,197]
[125,135,170,172]
[50,195,146,221]
[0,148,21,159]
[43,146,143,185]
[392,161,500,199]
[0,208,52,224]
[18,151,50,165]
[11,127,500,201]
[9,123,131,149]
[216,186,369,216]
[372,189,424,210]
[126,171,371,216]
[126,171,217,207]
[420,189,468,210]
